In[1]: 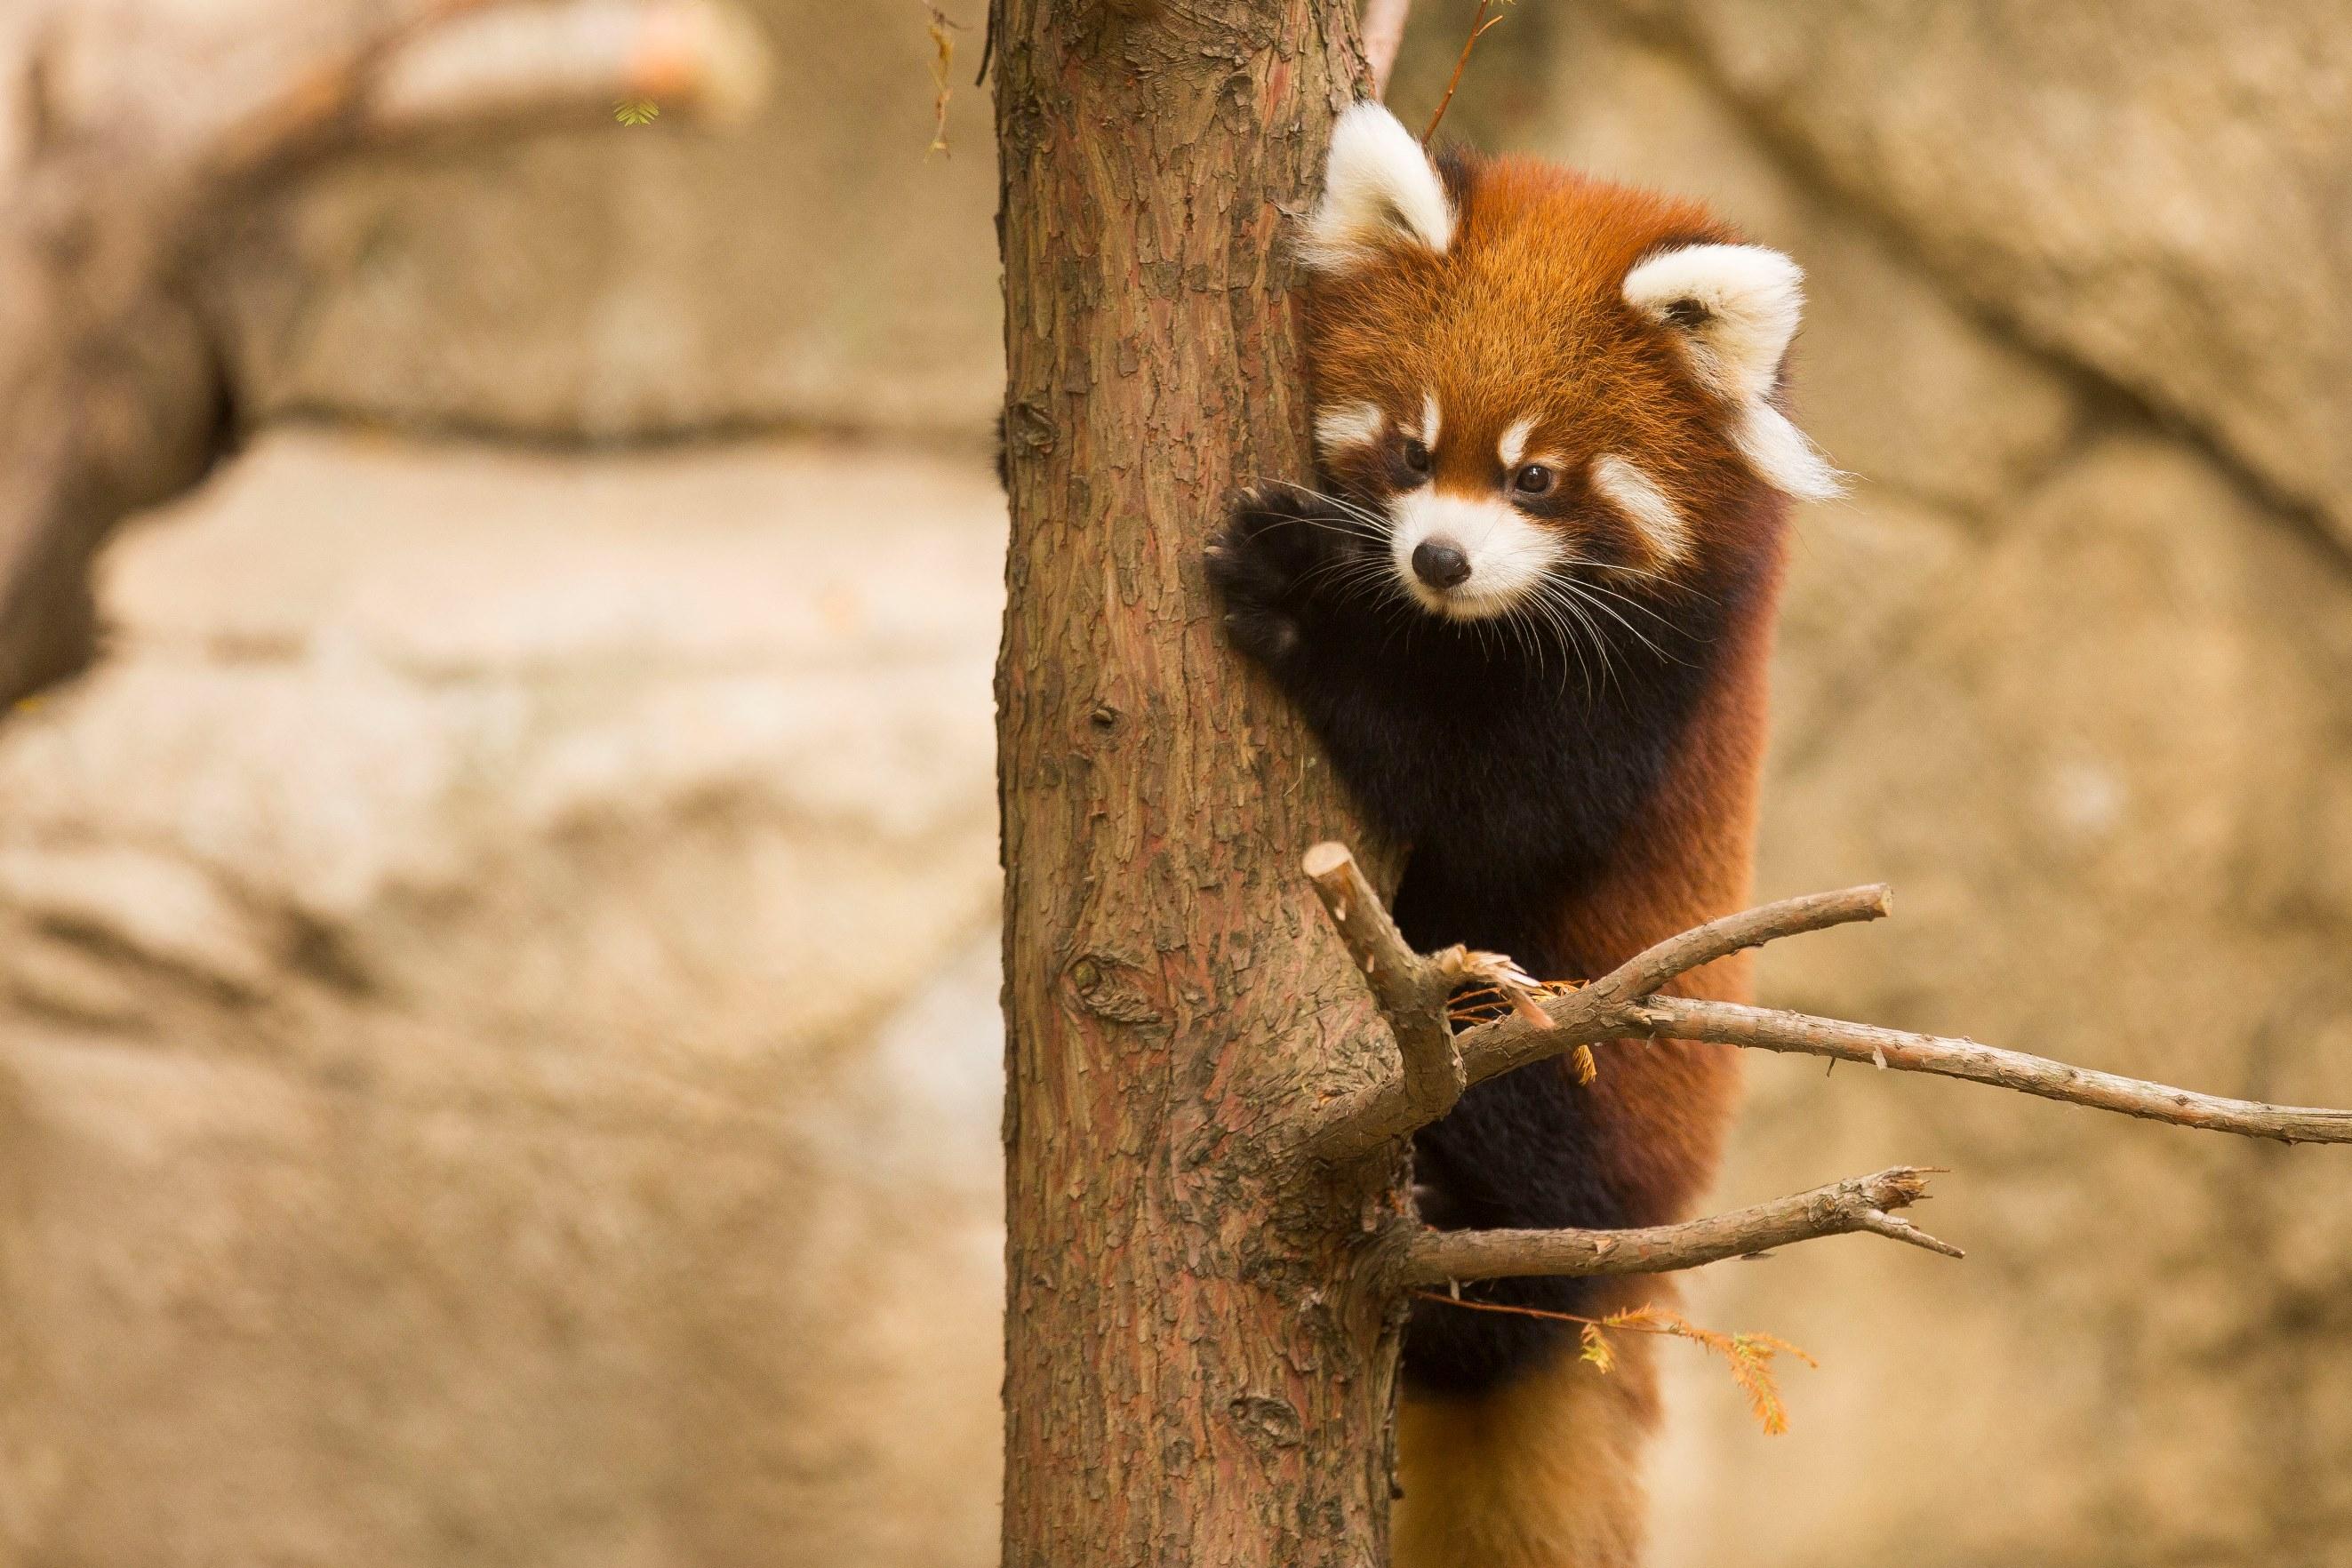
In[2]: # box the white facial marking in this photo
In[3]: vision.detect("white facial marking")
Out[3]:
[1314,402,1387,456]
[1298,102,1456,272]
[1497,417,1538,471]
[1419,391,1443,451]
[1590,454,1692,563]
[1734,404,1844,501]
[1386,491,1566,620]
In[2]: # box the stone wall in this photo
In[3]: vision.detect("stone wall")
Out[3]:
[3,3,2348,1565]
[207,0,1006,443]
[0,436,1007,1566]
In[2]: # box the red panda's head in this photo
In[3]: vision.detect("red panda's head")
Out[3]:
[1297,102,1837,623]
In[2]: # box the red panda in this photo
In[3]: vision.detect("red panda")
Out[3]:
[1206,102,1839,1567]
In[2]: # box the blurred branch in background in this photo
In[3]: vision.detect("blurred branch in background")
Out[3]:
[1359,0,1411,100]
[0,0,770,714]
[360,0,767,141]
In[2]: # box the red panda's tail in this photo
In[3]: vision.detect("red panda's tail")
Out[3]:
[1394,1296,1663,1568]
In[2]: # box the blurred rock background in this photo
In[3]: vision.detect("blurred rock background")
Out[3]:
[2,2,2348,1565]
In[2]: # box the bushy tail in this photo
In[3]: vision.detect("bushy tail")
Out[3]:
[1393,1317,1661,1568]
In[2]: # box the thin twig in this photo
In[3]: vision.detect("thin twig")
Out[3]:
[1631,997,2352,1146]
[1582,884,1892,1007]
[1409,1295,1821,1434]
[1400,1166,1957,1285]
[1304,883,1899,1156]
[1359,0,1412,101]
[1420,0,1508,145]
[972,3,996,87]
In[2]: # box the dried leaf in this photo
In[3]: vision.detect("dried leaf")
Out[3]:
[924,5,964,157]
[1414,1293,1815,1436]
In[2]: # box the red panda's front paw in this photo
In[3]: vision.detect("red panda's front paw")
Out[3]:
[1206,490,1308,663]
[1205,485,1340,665]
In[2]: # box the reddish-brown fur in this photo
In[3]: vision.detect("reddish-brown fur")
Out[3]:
[1212,126,1813,1566]
[1391,156,1783,1568]
[1309,157,1772,576]
[1308,150,1783,1220]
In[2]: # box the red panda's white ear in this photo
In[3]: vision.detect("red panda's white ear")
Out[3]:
[1624,242,1843,500]
[1299,102,1454,272]
[1623,243,1802,401]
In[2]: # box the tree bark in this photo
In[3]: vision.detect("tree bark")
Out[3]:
[991,5,1397,1564]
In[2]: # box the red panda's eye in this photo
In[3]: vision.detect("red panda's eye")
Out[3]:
[1513,463,1556,497]
[1402,438,1431,474]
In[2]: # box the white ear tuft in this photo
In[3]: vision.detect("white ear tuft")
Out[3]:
[1735,404,1845,502]
[1299,102,1454,272]
[1623,243,1804,404]
[1627,242,1843,500]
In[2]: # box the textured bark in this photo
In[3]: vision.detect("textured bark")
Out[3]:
[991,5,1403,1564]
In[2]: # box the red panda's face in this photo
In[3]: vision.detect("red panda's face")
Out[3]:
[1296,104,1837,623]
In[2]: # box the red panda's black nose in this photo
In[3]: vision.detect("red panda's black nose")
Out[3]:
[1412,540,1472,590]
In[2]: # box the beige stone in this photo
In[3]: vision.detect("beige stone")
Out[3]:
[1769,483,1972,760]
[0,432,1009,1568]
[207,1,1007,444]
[1608,0,2352,548]
[1512,14,2084,518]
[1667,436,2352,1566]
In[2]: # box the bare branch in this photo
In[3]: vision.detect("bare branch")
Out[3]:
[0,0,772,714]
[180,0,491,185]
[1297,847,2352,1162]
[1302,842,1420,1014]
[1359,0,1411,100]
[1305,882,1892,1155]
[1303,841,1462,1131]
[1582,884,1892,1007]
[1401,1167,1957,1286]
[1633,997,2352,1147]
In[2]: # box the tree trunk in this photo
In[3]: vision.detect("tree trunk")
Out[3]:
[991,4,1401,1564]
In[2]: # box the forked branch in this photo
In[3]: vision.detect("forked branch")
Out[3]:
[1293,841,2352,1284]
[1305,876,1897,1156]
[356,0,769,142]
[1303,841,1464,1127]
[0,0,772,714]
[1304,841,1557,1135]
[1303,855,2352,1159]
